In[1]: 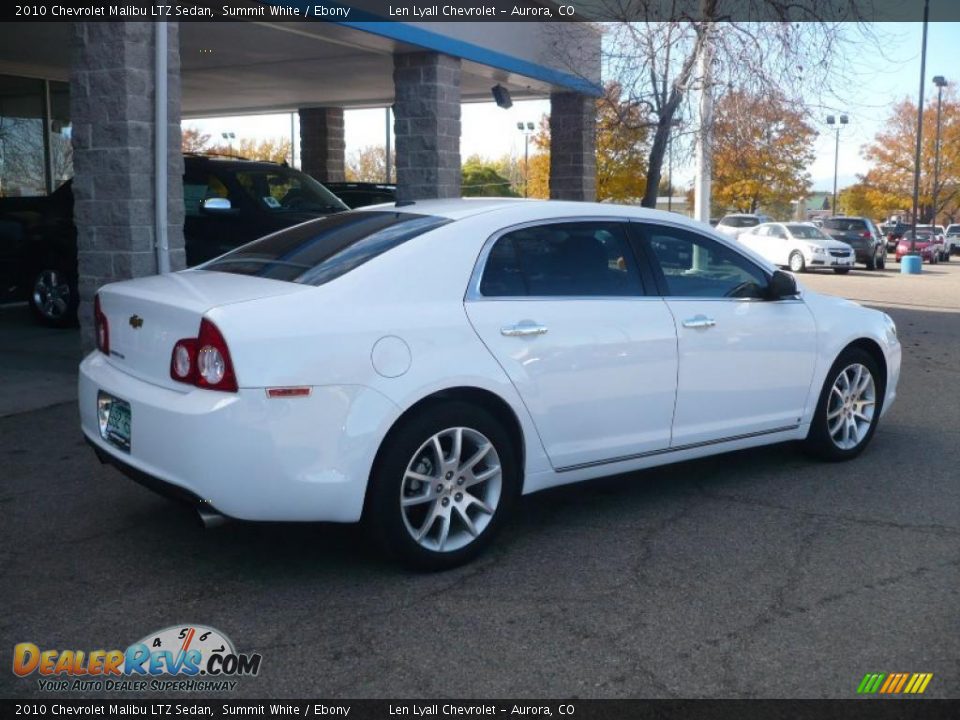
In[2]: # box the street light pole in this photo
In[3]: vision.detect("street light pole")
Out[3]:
[910,0,931,254]
[516,121,534,198]
[932,75,948,226]
[827,114,848,215]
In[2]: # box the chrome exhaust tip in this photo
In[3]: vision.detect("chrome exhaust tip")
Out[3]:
[197,506,228,529]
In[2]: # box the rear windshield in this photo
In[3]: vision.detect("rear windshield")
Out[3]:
[719,216,758,228]
[203,211,450,285]
[947,225,960,234]
[823,218,866,231]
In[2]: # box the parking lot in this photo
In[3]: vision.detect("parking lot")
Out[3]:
[1,262,958,699]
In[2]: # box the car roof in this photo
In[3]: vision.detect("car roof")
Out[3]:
[352,198,728,230]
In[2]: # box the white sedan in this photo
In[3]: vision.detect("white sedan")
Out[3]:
[738,222,856,273]
[79,200,901,569]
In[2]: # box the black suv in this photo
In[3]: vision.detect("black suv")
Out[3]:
[821,216,887,270]
[324,181,396,209]
[0,156,349,327]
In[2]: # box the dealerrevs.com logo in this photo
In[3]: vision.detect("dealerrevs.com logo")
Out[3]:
[12,624,262,692]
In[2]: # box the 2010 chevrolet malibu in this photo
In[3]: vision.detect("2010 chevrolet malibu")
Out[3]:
[79,200,901,569]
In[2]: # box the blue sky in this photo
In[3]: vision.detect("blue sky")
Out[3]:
[190,22,959,193]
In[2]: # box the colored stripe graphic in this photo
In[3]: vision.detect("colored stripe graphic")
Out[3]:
[858,672,933,694]
[893,673,909,693]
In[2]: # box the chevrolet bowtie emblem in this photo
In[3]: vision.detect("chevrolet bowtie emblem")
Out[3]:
[129,315,144,329]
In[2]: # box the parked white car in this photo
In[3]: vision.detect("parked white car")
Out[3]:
[737,222,856,274]
[714,213,771,239]
[79,200,901,569]
[944,224,960,256]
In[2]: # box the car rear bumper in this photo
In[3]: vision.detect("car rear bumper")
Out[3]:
[79,351,401,522]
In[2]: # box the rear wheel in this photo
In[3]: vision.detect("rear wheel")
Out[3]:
[865,250,878,270]
[789,251,806,273]
[804,347,883,461]
[367,401,519,570]
[877,250,886,270]
[28,267,78,328]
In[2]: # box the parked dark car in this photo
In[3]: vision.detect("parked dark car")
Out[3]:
[324,181,396,209]
[820,216,887,269]
[183,155,349,265]
[0,155,349,327]
[879,221,909,253]
[0,181,77,327]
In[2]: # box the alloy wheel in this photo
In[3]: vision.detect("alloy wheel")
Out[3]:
[31,269,71,321]
[826,363,876,450]
[399,426,502,553]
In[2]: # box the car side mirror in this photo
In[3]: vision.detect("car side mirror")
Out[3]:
[768,270,799,300]
[200,197,235,214]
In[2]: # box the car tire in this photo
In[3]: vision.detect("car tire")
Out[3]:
[366,401,519,571]
[789,251,806,273]
[28,266,78,328]
[865,250,878,270]
[804,347,883,462]
[941,250,950,263]
[877,251,886,270]
[833,267,851,274]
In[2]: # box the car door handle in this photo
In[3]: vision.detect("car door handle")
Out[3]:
[501,321,548,337]
[682,315,716,329]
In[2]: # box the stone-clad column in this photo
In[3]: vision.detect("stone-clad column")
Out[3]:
[392,52,461,201]
[70,22,184,350]
[299,108,345,182]
[549,92,596,201]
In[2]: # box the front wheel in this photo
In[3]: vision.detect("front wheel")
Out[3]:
[804,348,883,461]
[28,267,78,328]
[366,401,519,570]
[789,251,806,273]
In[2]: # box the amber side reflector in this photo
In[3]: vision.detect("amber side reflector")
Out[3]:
[266,387,311,398]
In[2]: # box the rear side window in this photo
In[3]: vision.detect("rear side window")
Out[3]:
[203,211,450,285]
[479,222,642,297]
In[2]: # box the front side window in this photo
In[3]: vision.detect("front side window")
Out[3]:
[231,167,347,214]
[642,226,769,299]
[480,222,642,298]
[203,211,449,285]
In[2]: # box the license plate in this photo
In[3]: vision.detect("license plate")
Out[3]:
[98,392,131,452]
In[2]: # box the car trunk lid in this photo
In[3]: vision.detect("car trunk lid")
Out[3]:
[97,270,308,391]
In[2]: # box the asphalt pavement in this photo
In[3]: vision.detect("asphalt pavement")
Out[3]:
[1,262,958,699]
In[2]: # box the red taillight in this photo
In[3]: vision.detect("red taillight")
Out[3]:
[94,294,110,355]
[861,231,872,239]
[169,319,237,392]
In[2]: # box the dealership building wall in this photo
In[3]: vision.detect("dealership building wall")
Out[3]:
[0,19,601,347]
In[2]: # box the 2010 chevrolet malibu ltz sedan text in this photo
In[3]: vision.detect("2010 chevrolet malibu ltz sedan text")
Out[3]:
[79,200,902,569]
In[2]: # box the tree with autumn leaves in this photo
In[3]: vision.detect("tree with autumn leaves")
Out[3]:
[181,125,292,164]
[525,83,650,202]
[710,90,817,217]
[842,92,960,224]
